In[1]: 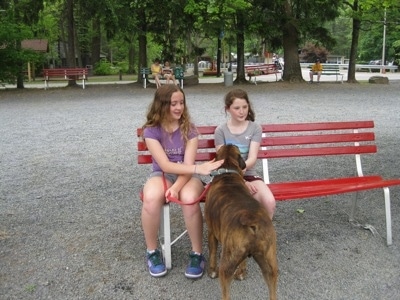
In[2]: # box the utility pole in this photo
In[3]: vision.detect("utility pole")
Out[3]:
[381,8,387,74]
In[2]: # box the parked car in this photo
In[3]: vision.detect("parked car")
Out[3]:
[369,60,382,65]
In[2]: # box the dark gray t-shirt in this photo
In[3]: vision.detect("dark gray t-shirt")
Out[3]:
[214,121,262,176]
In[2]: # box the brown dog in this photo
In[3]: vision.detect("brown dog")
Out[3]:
[205,144,278,300]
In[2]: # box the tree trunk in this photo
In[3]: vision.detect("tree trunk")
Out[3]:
[16,40,24,89]
[347,1,360,83]
[127,37,135,74]
[282,1,303,83]
[91,17,101,67]
[137,8,147,86]
[217,37,221,77]
[235,11,247,84]
[66,0,77,87]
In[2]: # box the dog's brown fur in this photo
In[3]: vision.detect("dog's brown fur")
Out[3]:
[205,145,278,300]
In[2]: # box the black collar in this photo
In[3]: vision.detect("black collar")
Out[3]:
[210,168,240,176]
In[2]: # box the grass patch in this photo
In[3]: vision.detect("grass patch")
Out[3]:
[25,284,37,293]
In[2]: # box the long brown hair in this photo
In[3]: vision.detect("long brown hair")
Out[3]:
[224,88,255,121]
[142,85,195,143]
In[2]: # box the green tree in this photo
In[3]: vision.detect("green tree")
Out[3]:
[185,0,251,83]
[0,0,44,88]
[272,0,341,82]
[357,4,400,63]
[343,0,399,82]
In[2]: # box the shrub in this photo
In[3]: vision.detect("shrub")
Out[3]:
[93,59,119,75]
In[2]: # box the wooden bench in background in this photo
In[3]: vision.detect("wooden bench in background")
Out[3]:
[245,63,281,84]
[43,68,88,89]
[137,120,400,269]
[309,64,344,83]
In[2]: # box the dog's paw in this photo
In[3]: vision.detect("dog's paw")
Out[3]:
[208,268,218,279]
[234,268,247,281]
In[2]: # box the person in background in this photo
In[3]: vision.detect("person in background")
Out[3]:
[162,60,177,85]
[140,84,223,278]
[214,88,276,220]
[151,58,162,88]
[309,59,323,83]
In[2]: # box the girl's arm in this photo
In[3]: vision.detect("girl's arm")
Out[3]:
[145,137,223,175]
[168,137,198,196]
[245,140,260,169]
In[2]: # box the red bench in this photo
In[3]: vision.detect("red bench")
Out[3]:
[137,120,400,269]
[43,68,88,89]
[245,63,281,84]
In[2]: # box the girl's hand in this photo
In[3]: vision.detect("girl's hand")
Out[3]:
[245,181,257,195]
[165,188,178,202]
[196,159,224,175]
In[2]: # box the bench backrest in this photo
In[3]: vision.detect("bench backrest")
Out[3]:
[245,64,277,72]
[43,68,88,77]
[141,67,184,79]
[140,67,151,76]
[137,120,376,182]
[309,64,340,71]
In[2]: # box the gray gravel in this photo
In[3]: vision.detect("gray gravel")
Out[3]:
[1,81,400,300]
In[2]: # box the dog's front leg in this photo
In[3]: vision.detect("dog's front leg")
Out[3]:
[207,231,219,278]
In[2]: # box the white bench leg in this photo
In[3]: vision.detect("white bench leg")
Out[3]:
[383,187,392,245]
[350,188,392,246]
[158,202,191,269]
[143,74,147,89]
[159,203,172,269]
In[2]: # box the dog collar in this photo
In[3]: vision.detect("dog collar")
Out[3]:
[210,168,240,176]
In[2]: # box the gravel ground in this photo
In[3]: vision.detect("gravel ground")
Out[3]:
[1,81,400,300]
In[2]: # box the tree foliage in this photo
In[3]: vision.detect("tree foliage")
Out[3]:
[0,1,43,86]
[2,0,400,88]
[342,0,399,82]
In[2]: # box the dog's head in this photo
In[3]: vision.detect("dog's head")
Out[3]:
[215,144,247,175]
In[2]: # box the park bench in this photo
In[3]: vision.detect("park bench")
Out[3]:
[309,64,344,83]
[141,67,184,89]
[137,120,400,269]
[42,68,88,89]
[355,64,398,73]
[245,63,281,84]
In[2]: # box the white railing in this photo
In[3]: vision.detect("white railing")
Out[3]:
[300,63,398,72]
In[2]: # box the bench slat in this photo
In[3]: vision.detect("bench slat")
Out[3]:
[261,120,374,132]
[137,138,215,151]
[259,145,377,158]
[270,178,400,200]
[262,132,375,146]
[138,152,216,164]
[137,126,217,136]
[138,145,377,163]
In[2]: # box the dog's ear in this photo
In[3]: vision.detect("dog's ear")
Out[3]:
[229,144,246,170]
[238,154,246,170]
